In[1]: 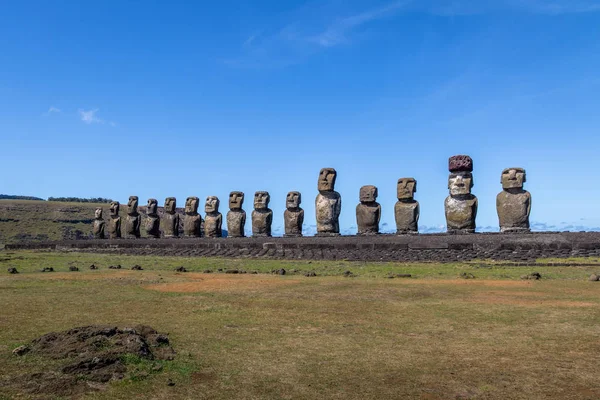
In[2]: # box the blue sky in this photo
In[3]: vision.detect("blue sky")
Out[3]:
[1,0,600,235]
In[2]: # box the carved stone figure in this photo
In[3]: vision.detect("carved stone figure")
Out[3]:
[204,196,222,238]
[284,191,304,237]
[315,168,341,236]
[92,207,105,239]
[252,191,273,237]
[497,167,531,233]
[445,156,477,233]
[162,197,180,238]
[395,178,419,234]
[107,201,121,239]
[356,185,381,235]
[227,191,246,238]
[124,196,141,238]
[145,198,160,238]
[183,196,202,237]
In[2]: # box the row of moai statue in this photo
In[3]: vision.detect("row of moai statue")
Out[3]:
[92,155,531,238]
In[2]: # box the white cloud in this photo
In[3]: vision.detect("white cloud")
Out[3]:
[42,106,61,116]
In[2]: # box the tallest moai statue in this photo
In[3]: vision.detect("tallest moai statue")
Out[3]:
[445,155,477,234]
[315,168,341,236]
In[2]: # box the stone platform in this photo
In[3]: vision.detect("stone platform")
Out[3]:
[5,232,600,263]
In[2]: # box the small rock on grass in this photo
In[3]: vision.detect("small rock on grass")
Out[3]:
[343,270,355,278]
[12,345,29,356]
[89,264,98,270]
[459,272,475,279]
[69,266,79,272]
[41,267,54,273]
[7,267,18,274]
[131,265,143,271]
[203,269,213,273]
[174,267,187,272]
[304,271,317,277]
[521,272,542,280]
[589,273,600,282]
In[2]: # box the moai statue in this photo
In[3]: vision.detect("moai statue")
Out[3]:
[356,185,381,235]
[227,191,246,238]
[183,196,202,237]
[145,198,160,238]
[92,208,105,239]
[162,197,180,238]
[107,201,121,239]
[395,178,419,234]
[445,155,477,233]
[204,196,222,238]
[315,168,342,236]
[497,168,531,233]
[284,191,304,237]
[124,196,141,238]
[252,191,273,237]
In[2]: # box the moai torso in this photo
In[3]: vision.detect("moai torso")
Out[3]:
[92,208,105,239]
[356,185,380,235]
[108,202,121,239]
[316,168,341,236]
[145,199,160,238]
[124,196,141,238]
[445,156,477,233]
[284,191,303,237]
[252,191,272,237]
[227,191,246,238]
[204,196,222,238]
[395,178,419,234]
[183,197,202,237]
[497,168,531,232]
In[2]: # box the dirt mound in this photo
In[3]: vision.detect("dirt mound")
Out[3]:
[5,325,175,398]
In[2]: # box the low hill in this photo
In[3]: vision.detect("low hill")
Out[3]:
[0,200,186,243]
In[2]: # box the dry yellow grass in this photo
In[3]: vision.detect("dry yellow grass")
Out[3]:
[1,251,600,399]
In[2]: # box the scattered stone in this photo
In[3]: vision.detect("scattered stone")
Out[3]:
[109,265,122,270]
[69,266,79,272]
[167,378,176,387]
[459,272,475,279]
[251,271,258,274]
[588,273,599,282]
[277,268,286,275]
[41,267,54,273]
[174,266,187,273]
[131,265,143,271]
[203,269,213,273]
[386,273,412,279]
[304,271,317,277]
[12,345,29,356]
[225,269,239,274]
[343,270,355,277]
[521,272,541,280]
[89,264,98,270]
[217,268,223,272]
[7,267,18,274]
[152,364,163,372]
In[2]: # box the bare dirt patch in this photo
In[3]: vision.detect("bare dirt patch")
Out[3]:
[3,325,175,398]
[144,273,302,293]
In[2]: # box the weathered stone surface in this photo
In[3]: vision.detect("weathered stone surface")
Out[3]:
[124,196,141,239]
[204,196,222,238]
[445,157,477,233]
[252,191,273,237]
[284,191,304,237]
[162,197,180,238]
[497,168,531,233]
[227,191,246,238]
[316,168,341,236]
[107,201,121,239]
[144,199,160,238]
[448,155,473,172]
[92,207,105,239]
[395,178,419,234]
[356,185,381,235]
[183,196,202,238]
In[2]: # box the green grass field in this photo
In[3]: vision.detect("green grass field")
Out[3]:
[1,251,600,399]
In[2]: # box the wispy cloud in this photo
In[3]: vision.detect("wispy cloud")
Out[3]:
[42,106,61,116]
[79,108,103,124]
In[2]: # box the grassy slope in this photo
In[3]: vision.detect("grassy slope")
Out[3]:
[1,251,600,399]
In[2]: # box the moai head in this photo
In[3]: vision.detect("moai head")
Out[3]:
[229,191,244,211]
[360,185,378,204]
[318,168,337,192]
[185,196,199,215]
[164,197,176,214]
[127,196,139,215]
[397,178,417,200]
[286,191,301,210]
[147,199,158,216]
[109,201,119,217]
[501,168,526,190]
[205,196,220,214]
[448,155,474,196]
[95,208,103,219]
[254,191,270,210]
